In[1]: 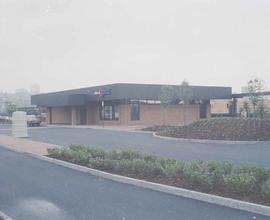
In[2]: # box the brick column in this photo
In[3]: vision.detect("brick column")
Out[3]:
[71,107,77,126]
[46,107,52,124]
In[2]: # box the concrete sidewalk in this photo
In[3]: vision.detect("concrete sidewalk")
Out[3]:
[46,124,147,132]
[0,135,57,155]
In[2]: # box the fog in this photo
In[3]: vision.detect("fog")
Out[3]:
[0,0,269,93]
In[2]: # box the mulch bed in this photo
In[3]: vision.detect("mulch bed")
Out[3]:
[143,118,270,141]
[112,171,270,207]
[48,155,270,206]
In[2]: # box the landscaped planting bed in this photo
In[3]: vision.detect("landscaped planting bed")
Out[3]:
[144,118,270,141]
[48,145,270,206]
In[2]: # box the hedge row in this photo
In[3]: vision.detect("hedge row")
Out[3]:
[48,146,270,203]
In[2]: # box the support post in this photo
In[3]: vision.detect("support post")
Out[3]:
[71,107,77,126]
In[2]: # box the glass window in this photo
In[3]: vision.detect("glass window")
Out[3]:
[114,105,120,120]
[130,102,140,121]
[100,103,119,120]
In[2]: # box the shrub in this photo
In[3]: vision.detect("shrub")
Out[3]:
[207,161,233,186]
[60,148,75,161]
[160,158,184,176]
[47,148,61,157]
[143,155,159,163]
[71,149,91,166]
[183,161,214,189]
[223,172,257,195]
[238,165,270,183]
[126,159,164,176]
[120,150,142,160]
[262,179,270,199]
[107,149,142,160]
[87,148,106,159]
[47,146,270,201]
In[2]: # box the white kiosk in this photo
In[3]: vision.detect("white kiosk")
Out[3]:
[12,111,28,138]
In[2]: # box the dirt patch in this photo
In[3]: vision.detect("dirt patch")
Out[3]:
[145,118,270,141]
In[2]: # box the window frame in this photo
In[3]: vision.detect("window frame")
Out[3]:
[99,102,119,121]
[130,101,140,121]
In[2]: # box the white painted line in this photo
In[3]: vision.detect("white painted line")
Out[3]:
[1,145,269,217]
[0,210,13,220]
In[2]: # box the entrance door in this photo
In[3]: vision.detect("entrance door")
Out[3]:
[200,103,207,119]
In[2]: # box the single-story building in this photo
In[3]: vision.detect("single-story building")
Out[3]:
[31,83,232,126]
[210,91,270,117]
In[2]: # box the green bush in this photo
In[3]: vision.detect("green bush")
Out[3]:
[161,159,184,177]
[123,159,164,176]
[107,149,142,160]
[47,148,61,157]
[143,155,159,163]
[262,179,270,199]
[87,148,106,159]
[239,165,270,182]
[207,161,233,185]
[47,145,270,199]
[183,161,214,189]
[223,172,257,195]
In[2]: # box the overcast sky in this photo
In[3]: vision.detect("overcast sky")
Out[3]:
[0,0,269,93]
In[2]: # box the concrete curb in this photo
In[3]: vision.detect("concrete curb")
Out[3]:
[153,132,270,145]
[1,145,270,217]
[0,210,13,220]
[46,125,148,133]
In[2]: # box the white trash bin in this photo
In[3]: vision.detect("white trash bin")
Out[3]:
[12,111,28,138]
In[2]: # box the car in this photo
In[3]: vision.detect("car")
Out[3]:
[27,115,42,127]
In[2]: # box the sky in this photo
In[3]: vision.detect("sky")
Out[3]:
[0,0,269,93]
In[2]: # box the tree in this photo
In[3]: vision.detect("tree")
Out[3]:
[5,101,17,117]
[177,80,193,125]
[247,78,268,118]
[254,99,269,119]
[242,101,251,117]
[177,80,193,104]
[160,85,176,125]
[160,85,176,105]
[247,78,264,113]
[30,84,41,95]
[159,81,193,125]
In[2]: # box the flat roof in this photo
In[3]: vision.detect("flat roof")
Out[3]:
[232,91,270,98]
[31,83,232,107]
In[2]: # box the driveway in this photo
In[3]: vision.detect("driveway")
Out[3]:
[1,127,270,167]
[0,146,268,220]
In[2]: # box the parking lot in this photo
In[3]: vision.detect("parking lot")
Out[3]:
[1,125,270,167]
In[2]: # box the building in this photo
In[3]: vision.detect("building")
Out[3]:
[210,92,270,117]
[31,83,232,126]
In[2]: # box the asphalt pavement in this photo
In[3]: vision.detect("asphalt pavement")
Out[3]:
[0,146,268,220]
[0,126,270,167]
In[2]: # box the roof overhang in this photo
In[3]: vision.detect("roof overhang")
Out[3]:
[31,83,232,107]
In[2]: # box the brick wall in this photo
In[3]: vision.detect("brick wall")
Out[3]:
[51,107,72,124]
[86,103,200,126]
[139,104,200,126]
[49,103,201,126]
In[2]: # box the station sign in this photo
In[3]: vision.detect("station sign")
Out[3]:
[94,89,112,98]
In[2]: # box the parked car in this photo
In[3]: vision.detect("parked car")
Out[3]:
[27,115,42,127]
[0,115,11,124]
